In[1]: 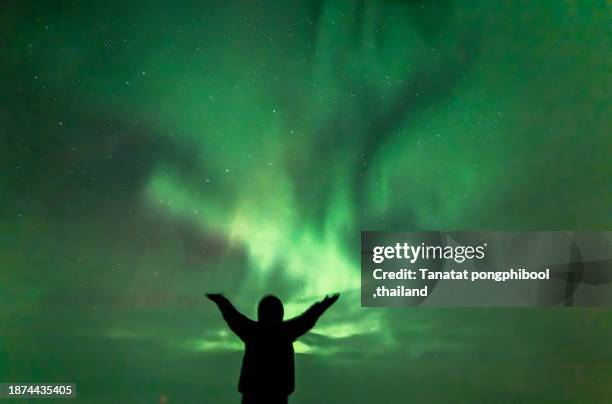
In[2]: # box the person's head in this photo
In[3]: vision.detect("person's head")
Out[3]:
[257,295,284,324]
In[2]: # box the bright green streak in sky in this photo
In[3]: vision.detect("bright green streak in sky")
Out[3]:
[1,1,611,403]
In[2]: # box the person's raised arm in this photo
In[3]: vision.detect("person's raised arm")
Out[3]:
[285,293,339,340]
[206,293,255,341]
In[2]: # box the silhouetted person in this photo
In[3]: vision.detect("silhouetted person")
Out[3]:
[206,292,340,404]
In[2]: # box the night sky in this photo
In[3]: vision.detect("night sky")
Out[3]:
[1,1,611,403]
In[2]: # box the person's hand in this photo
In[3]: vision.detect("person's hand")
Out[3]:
[206,293,225,303]
[321,293,340,307]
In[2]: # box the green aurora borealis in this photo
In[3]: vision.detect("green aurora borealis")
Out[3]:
[1,1,611,403]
